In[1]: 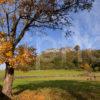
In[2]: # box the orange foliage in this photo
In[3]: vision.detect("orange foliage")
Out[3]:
[0,42,13,63]
[0,41,12,53]
[0,32,36,70]
[0,32,13,64]
[9,46,36,70]
[81,63,92,71]
[0,32,5,38]
[0,0,13,4]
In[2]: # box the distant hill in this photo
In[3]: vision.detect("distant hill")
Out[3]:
[42,47,74,54]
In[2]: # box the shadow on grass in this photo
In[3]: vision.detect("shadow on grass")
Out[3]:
[14,80,100,100]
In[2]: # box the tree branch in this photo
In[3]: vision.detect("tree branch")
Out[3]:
[11,17,21,38]
[6,13,10,34]
[14,12,41,47]
[1,4,10,35]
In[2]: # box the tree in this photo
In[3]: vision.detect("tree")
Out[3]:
[0,32,36,96]
[66,51,76,69]
[81,50,93,67]
[81,49,100,71]
[74,45,81,68]
[0,0,94,96]
[74,45,80,52]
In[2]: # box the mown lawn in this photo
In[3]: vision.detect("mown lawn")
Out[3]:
[0,70,100,100]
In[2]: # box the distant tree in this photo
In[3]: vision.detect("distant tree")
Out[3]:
[81,50,93,67]
[52,54,64,69]
[66,51,76,69]
[91,50,100,71]
[0,0,94,96]
[74,45,80,52]
[92,59,100,71]
[74,45,81,68]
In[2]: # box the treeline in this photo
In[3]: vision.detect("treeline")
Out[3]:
[34,48,100,71]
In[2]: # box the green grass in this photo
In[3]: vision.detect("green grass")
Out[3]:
[15,69,82,75]
[0,70,100,85]
[0,70,100,100]
[0,70,4,78]
[1,69,100,77]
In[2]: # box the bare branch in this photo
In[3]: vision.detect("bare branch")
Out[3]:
[6,13,10,34]
[11,17,21,38]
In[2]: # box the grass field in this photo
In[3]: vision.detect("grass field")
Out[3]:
[0,70,100,100]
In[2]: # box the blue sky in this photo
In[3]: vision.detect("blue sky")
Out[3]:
[20,0,100,54]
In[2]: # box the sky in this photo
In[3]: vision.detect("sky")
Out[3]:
[0,0,100,69]
[19,0,100,54]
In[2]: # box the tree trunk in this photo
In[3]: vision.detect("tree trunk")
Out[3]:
[2,63,14,97]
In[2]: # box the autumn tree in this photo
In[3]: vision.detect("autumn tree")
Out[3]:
[0,32,36,96]
[0,0,94,96]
